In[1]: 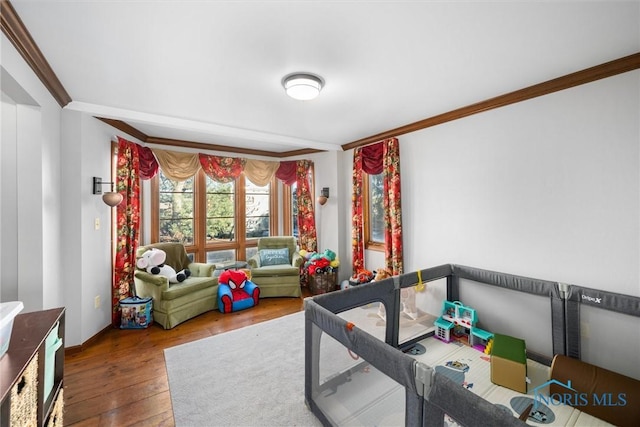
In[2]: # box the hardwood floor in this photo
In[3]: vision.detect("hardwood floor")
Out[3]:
[63,292,310,426]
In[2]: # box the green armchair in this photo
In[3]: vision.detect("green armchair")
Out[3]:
[247,236,303,297]
[134,242,218,329]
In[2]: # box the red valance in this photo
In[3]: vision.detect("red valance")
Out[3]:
[198,153,244,183]
[138,145,159,180]
[361,142,384,175]
[276,161,297,185]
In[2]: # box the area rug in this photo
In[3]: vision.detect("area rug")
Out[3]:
[164,311,322,426]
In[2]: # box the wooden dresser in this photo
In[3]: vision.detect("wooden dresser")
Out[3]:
[0,307,65,426]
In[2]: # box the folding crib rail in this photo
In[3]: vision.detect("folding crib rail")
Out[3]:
[449,264,566,358]
[304,298,423,426]
[564,284,640,358]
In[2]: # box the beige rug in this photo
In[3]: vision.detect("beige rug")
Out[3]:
[164,312,322,426]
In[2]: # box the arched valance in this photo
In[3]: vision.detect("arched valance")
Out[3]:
[199,153,245,183]
[152,149,200,182]
[244,159,281,186]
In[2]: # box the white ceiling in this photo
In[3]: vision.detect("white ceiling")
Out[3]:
[8,0,640,154]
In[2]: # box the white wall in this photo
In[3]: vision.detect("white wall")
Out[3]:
[309,150,346,275]
[60,111,143,346]
[399,71,639,296]
[1,34,63,315]
[1,95,18,301]
[1,33,119,346]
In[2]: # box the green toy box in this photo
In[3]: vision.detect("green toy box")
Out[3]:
[490,333,527,393]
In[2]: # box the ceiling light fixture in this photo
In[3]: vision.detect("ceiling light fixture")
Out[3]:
[282,73,324,101]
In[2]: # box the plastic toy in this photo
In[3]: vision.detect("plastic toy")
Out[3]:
[445,360,470,373]
[434,300,493,351]
[484,338,494,355]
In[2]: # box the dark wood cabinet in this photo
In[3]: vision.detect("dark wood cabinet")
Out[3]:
[0,307,65,426]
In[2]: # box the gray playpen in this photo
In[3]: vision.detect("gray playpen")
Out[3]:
[304,264,640,426]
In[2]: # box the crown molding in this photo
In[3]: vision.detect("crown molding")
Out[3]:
[1,0,71,107]
[95,117,149,143]
[145,136,324,159]
[343,52,640,151]
[96,117,324,158]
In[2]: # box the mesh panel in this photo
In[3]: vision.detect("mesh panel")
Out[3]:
[313,328,406,426]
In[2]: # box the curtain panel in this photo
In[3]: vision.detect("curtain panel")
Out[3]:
[112,137,141,326]
[351,148,366,274]
[296,160,318,252]
[383,139,403,275]
[351,138,403,275]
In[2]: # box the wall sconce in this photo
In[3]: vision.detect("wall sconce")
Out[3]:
[317,187,330,206]
[93,177,123,207]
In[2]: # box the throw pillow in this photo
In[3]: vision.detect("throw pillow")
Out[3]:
[259,248,290,266]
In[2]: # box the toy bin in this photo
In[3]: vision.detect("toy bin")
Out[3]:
[0,301,24,358]
[309,272,338,295]
[120,296,153,329]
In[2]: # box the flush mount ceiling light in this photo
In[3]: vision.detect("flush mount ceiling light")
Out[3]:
[282,73,324,101]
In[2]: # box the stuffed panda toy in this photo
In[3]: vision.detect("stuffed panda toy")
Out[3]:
[136,248,191,284]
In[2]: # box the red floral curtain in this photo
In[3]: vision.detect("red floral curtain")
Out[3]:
[382,139,403,275]
[296,160,317,252]
[199,153,245,182]
[351,138,403,275]
[351,149,365,273]
[112,137,141,326]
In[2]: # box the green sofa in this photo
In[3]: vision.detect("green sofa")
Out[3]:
[247,236,303,297]
[134,242,218,329]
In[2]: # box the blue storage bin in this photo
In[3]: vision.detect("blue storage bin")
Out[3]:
[120,296,153,329]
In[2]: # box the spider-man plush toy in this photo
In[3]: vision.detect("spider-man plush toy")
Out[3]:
[217,269,260,313]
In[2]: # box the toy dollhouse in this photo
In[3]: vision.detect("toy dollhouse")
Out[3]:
[434,300,493,351]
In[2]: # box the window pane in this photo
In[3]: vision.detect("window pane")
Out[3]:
[245,178,270,239]
[158,172,194,244]
[206,249,236,264]
[159,219,194,245]
[369,173,384,243]
[206,177,236,242]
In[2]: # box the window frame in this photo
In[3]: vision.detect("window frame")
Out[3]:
[151,169,279,262]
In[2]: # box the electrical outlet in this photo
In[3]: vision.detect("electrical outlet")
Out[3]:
[94,217,100,230]
[94,295,101,309]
